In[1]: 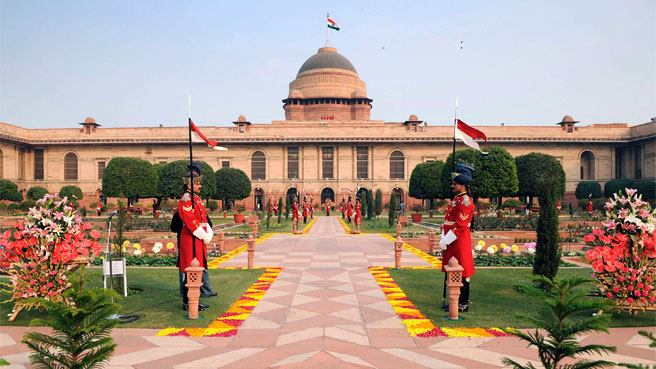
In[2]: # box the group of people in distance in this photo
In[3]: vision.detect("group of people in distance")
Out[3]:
[338,196,362,226]
[290,196,315,224]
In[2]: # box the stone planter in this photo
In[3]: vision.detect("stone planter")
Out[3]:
[411,213,423,223]
[233,213,245,224]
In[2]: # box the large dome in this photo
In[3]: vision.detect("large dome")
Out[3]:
[297,47,357,77]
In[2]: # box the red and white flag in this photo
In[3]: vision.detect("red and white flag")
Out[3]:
[455,119,488,153]
[190,119,227,151]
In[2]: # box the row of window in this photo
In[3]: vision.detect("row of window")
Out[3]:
[250,148,405,181]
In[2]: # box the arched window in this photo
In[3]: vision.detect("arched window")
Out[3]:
[0,149,3,179]
[321,187,335,204]
[253,188,264,212]
[580,151,595,180]
[251,151,266,180]
[64,152,78,180]
[390,151,405,179]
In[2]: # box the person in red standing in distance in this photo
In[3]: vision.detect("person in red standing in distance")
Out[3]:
[325,198,331,216]
[556,201,562,215]
[177,162,213,312]
[341,199,346,219]
[587,195,593,216]
[437,162,476,312]
[354,197,362,226]
[309,195,315,219]
[347,197,353,224]
[96,202,103,216]
[292,197,300,225]
[302,199,309,224]
[273,198,279,217]
[269,197,275,217]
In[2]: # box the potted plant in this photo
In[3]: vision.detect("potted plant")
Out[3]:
[233,203,246,224]
[410,204,424,223]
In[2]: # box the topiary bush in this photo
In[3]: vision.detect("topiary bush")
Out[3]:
[575,181,602,199]
[603,178,634,198]
[19,200,37,211]
[634,180,655,201]
[26,186,49,201]
[502,198,522,210]
[207,200,218,212]
[59,185,83,201]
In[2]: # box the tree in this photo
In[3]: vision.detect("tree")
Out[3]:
[409,160,444,208]
[502,276,615,369]
[22,270,120,369]
[102,157,157,206]
[360,192,368,221]
[374,189,383,217]
[277,196,283,223]
[533,176,561,280]
[59,185,83,201]
[26,186,49,201]
[366,189,374,219]
[214,168,251,208]
[603,178,634,198]
[388,193,397,228]
[476,147,518,208]
[575,181,602,199]
[515,153,566,206]
[0,180,23,202]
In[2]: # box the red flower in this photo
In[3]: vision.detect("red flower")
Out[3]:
[638,283,644,288]
[627,298,634,303]
[593,228,606,236]
[643,291,649,297]
[583,234,596,243]
[628,286,634,291]
[634,290,641,296]
[613,286,620,293]
[606,292,613,298]
[650,296,655,302]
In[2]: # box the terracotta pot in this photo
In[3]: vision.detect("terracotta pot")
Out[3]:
[223,211,227,219]
[411,213,423,223]
[233,213,245,224]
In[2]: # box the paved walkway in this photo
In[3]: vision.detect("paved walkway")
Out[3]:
[1,217,654,368]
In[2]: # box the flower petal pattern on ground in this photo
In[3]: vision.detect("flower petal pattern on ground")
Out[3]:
[156,266,283,337]
[369,266,513,338]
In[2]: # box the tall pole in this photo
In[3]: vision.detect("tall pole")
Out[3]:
[452,98,458,173]
[326,13,330,46]
[188,94,196,260]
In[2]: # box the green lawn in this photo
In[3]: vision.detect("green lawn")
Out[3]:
[1,267,263,328]
[356,219,429,236]
[388,268,656,328]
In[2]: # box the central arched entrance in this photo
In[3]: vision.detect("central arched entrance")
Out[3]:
[392,187,405,210]
[357,187,368,200]
[286,188,298,202]
[321,187,335,204]
[253,188,264,212]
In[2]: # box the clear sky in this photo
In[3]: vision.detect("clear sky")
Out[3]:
[1,0,654,128]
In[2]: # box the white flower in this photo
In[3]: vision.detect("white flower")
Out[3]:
[527,248,536,255]
[154,242,163,250]
[474,245,483,252]
[486,247,495,255]
[133,249,142,256]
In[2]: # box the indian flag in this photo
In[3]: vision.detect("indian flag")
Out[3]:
[327,18,340,31]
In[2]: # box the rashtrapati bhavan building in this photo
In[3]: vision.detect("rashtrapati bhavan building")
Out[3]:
[0,46,654,210]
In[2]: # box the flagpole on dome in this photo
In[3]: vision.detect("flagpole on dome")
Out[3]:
[326,13,330,46]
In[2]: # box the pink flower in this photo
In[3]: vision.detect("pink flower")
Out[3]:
[625,188,637,196]
[29,279,36,285]
[48,291,56,297]
[606,292,613,298]
[613,286,620,292]
[650,296,656,302]
[57,280,64,285]
[634,290,641,296]
[643,291,649,297]
[46,282,53,288]
[641,297,647,303]
[27,288,33,294]
[638,283,644,288]
[627,298,634,303]
[630,276,637,281]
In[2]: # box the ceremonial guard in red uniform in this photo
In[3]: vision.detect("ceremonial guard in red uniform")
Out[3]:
[347,198,353,224]
[302,200,309,224]
[309,196,314,218]
[326,199,331,216]
[269,201,274,216]
[354,198,362,225]
[341,201,346,218]
[587,198,593,215]
[292,197,300,223]
[438,162,476,312]
[556,201,562,214]
[177,163,213,311]
[273,200,279,216]
[96,202,102,216]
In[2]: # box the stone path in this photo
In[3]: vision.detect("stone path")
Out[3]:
[1,217,654,368]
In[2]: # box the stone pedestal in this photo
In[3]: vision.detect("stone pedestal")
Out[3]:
[428,229,435,254]
[217,229,224,254]
[247,235,255,269]
[253,224,258,239]
[223,210,227,219]
[396,222,402,238]
[185,258,204,320]
[444,257,464,321]
[394,236,403,268]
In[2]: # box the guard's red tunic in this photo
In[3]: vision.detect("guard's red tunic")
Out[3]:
[177,192,209,272]
[341,204,345,216]
[292,203,300,221]
[442,192,475,278]
[347,203,353,217]
[302,204,308,218]
[354,203,362,224]
[588,201,593,213]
